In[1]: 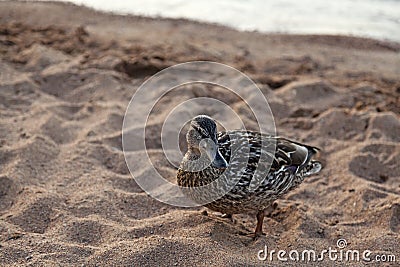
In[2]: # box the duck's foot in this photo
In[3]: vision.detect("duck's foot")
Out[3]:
[221,213,236,224]
[238,231,265,240]
[253,231,266,241]
[237,209,267,240]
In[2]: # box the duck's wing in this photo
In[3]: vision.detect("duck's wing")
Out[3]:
[217,130,320,175]
[273,137,319,172]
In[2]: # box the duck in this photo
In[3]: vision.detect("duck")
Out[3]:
[177,115,322,239]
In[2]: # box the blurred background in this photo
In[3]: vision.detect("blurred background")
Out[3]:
[36,0,400,41]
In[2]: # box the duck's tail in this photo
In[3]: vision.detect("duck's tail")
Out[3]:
[302,160,322,176]
[276,138,322,176]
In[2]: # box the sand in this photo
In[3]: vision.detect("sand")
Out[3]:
[0,1,399,266]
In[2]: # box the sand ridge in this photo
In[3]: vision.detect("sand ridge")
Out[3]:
[0,2,399,266]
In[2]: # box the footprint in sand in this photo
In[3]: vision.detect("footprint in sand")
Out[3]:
[41,116,79,144]
[315,109,369,141]
[275,80,354,113]
[349,143,400,183]
[369,112,400,142]
[63,220,107,245]
[86,144,129,175]
[390,204,400,233]
[8,197,57,234]
[0,176,19,212]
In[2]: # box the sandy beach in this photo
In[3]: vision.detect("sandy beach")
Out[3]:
[0,1,399,266]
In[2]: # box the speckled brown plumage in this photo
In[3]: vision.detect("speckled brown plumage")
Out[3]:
[177,115,322,238]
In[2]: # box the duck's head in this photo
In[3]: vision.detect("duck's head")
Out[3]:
[186,115,228,169]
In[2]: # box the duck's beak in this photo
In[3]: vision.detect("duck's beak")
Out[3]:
[211,149,228,169]
[200,138,228,169]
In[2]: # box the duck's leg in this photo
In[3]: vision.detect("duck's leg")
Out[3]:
[254,209,266,239]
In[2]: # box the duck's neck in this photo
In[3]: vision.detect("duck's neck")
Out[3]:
[180,147,211,172]
[185,148,201,160]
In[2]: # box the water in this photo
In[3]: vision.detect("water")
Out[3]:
[39,0,400,42]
